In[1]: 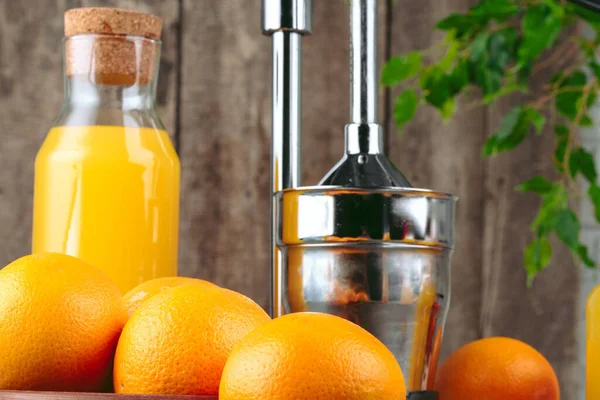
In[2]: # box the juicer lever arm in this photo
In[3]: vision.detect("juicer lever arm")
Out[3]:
[262,0,312,192]
[262,0,312,318]
[350,0,378,125]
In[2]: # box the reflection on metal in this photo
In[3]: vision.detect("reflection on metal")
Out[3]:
[262,0,312,317]
[275,187,456,390]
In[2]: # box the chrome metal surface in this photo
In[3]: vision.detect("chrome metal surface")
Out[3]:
[350,0,378,124]
[408,392,439,400]
[262,0,313,34]
[263,0,312,317]
[319,152,412,187]
[320,124,412,187]
[271,32,302,191]
[346,123,383,154]
[282,245,449,391]
[276,187,456,248]
[270,30,302,317]
[275,186,457,391]
[319,0,411,188]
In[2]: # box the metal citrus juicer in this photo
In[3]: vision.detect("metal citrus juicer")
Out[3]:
[262,0,457,397]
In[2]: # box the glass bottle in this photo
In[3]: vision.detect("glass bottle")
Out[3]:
[32,8,180,294]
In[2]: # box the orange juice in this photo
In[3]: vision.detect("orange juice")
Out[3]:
[588,286,600,398]
[32,125,180,293]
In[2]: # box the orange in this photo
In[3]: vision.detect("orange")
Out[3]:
[219,312,407,400]
[122,276,216,317]
[114,284,270,395]
[435,337,560,400]
[0,253,127,391]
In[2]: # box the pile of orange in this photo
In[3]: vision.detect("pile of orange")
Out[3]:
[0,253,407,399]
[0,253,562,399]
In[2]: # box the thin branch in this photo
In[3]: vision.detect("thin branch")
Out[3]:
[533,39,578,76]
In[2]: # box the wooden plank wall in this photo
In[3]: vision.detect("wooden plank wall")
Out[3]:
[0,0,579,397]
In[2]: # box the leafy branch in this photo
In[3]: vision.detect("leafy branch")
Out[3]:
[383,0,600,283]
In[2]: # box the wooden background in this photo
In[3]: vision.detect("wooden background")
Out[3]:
[0,0,584,397]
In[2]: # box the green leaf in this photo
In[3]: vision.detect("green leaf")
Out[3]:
[471,33,490,62]
[553,125,569,172]
[421,61,469,114]
[555,208,580,249]
[555,71,589,123]
[482,106,523,156]
[439,35,460,71]
[578,244,596,268]
[524,237,552,283]
[588,183,600,223]
[517,63,533,85]
[580,115,594,127]
[488,28,518,70]
[441,98,456,119]
[469,28,519,97]
[569,147,597,182]
[562,70,586,85]
[517,175,554,194]
[590,61,600,82]
[555,124,569,136]
[393,90,419,130]
[471,61,503,95]
[381,52,422,86]
[437,13,474,31]
[449,57,470,92]
[482,106,545,156]
[436,14,482,39]
[529,109,546,134]
[548,206,595,268]
[494,106,522,139]
[482,136,498,156]
[438,0,520,39]
[518,4,563,67]
[532,183,568,235]
[470,0,520,21]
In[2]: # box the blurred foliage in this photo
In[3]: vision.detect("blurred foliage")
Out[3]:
[383,0,600,283]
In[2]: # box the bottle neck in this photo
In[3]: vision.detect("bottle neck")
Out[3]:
[61,34,161,114]
[65,77,156,112]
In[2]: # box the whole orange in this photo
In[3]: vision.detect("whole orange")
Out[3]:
[435,337,560,400]
[114,284,270,395]
[0,253,127,391]
[219,312,406,400]
[122,276,216,317]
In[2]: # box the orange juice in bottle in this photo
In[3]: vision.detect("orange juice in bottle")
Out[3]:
[588,286,600,398]
[32,8,180,293]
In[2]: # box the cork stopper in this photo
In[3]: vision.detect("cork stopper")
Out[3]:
[64,8,163,86]
[65,8,162,39]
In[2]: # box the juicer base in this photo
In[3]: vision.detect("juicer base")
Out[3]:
[408,391,439,400]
